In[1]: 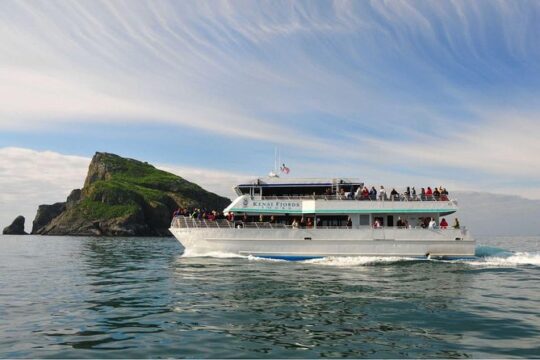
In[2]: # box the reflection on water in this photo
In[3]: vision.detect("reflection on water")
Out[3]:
[0,235,539,358]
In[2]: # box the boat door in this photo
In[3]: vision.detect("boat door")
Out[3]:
[252,186,262,199]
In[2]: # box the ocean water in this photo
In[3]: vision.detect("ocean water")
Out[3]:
[0,235,539,358]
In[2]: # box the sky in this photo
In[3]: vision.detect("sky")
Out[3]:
[1,0,540,229]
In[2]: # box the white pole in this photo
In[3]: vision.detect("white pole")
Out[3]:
[274,147,278,174]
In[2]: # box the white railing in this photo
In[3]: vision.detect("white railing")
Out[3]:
[171,216,466,232]
[259,194,452,202]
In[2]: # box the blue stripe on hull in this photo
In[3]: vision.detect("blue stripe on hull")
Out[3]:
[256,255,478,261]
[437,256,479,261]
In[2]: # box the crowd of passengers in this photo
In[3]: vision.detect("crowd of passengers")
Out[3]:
[172,208,460,229]
[333,185,450,201]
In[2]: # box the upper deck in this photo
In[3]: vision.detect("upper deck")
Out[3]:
[225,194,457,216]
[235,177,364,197]
[228,177,458,216]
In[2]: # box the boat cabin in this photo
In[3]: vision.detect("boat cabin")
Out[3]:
[235,177,364,197]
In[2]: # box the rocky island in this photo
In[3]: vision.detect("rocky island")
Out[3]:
[3,215,28,235]
[31,152,230,236]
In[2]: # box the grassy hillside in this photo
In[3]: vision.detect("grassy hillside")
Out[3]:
[33,152,230,236]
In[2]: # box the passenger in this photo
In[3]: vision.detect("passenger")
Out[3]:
[259,214,264,222]
[373,219,381,228]
[369,186,377,200]
[404,187,411,199]
[316,217,322,227]
[390,188,399,201]
[453,218,460,229]
[306,218,313,228]
[421,187,426,200]
[347,216,352,227]
[379,186,386,200]
[428,217,436,229]
[433,187,440,200]
[426,187,433,200]
[412,187,417,200]
[361,186,369,200]
[396,217,405,228]
[270,215,276,224]
[292,218,299,228]
[300,216,306,228]
[440,218,448,229]
[339,188,346,200]
[440,188,449,201]
[354,186,362,200]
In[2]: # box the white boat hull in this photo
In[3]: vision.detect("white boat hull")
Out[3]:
[170,227,475,259]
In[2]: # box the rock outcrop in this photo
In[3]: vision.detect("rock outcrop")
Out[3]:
[32,202,66,234]
[31,152,230,236]
[3,216,28,235]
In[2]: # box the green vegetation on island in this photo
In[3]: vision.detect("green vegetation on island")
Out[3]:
[31,152,230,236]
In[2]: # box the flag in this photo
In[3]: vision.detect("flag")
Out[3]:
[280,163,290,174]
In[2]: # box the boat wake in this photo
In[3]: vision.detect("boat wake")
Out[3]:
[303,256,419,266]
[455,251,540,267]
[180,246,540,268]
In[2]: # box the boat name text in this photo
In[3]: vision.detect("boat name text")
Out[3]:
[251,201,302,210]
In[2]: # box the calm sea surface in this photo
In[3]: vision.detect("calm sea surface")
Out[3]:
[1,235,539,358]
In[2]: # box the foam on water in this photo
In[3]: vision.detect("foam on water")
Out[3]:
[458,252,540,267]
[303,256,420,266]
[246,255,288,262]
[181,249,287,262]
[181,247,540,268]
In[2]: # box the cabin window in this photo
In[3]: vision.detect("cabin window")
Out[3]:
[359,215,370,226]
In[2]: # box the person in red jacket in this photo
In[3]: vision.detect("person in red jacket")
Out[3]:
[440,218,448,229]
[426,187,433,199]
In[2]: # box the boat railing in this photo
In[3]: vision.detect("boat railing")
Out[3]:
[258,194,452,202]
[171,216,467,232]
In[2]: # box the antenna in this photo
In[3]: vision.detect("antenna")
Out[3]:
[274,147,277,173]
[269,147,279,177]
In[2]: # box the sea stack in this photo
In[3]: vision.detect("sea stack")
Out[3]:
[31,152,230,236]
[2,216,28,235]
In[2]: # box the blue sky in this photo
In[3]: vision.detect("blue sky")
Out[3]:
[1,0,540,227]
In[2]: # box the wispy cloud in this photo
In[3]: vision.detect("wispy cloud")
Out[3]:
[0,0,539,205]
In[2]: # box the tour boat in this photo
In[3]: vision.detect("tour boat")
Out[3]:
[170,177,475,260]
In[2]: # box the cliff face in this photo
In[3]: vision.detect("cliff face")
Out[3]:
[32,152,230,236]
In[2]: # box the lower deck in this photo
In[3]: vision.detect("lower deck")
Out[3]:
[170,220,475,258]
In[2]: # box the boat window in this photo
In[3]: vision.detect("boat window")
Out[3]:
[317,215,348,226]
[253,187,261,198]
[359,215,370,226]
